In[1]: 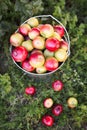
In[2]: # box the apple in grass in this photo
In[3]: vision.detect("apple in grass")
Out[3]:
[52,104,63,116]
[44,57,59,71]
[46,38,61,52]
[29,51,45,68]
[40,24,54,38]
[11,46,28,62]
[27,17,39,27]
[10,33,24,47]
[19,24,31,36]
[42,115,54,127]
[54,25,65,37]
[43,98,53,108]
[32,36,45,50]
[28,27,40,40]
[67,97,78,108]
[52,80,64,91]
[22,40,34,51]
[25,86,36,96]
[55,48,68,62]
[22,59,35,72]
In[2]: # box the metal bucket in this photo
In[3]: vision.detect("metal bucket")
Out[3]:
[10,15,70,78]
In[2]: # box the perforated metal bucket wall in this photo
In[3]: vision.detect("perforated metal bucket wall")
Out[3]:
[10,15,70,78]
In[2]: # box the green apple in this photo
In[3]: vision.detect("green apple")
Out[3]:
[44,49,54,57]
[67,97,78,108]
[22,40,34,51]
[27,17,39,27]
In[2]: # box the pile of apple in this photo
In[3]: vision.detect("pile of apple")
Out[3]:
[25,80,64,127]
[25,80,78,127]
[10,17,69,74]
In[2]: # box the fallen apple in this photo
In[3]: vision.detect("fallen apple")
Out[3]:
[67,97,78,108]
[52,80,64,91]
[25,86,36,96]
[52,104,63,116]
[42,115,54,127]
[43,98,53,108]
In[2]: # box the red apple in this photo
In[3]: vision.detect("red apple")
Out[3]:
[10,33,24,47]
[32,36,45,50]
[52,104,63,116]
[46,37,61,52]
[29,51,45,68]
[25,86,36,96]
[43,98,53,108]
[22,59,35,72]
[44,57,59,71]
[19,24,31,36]
[22,40,34,51]
[42,115,54,127]
[60,39,68,51]
[40,24,54,38]
[28,27,40,40]
[11,46,28,62]
[27,17,39,27]
[54,48,67,62]
[52,80,63,91]
[54,25,65,37]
